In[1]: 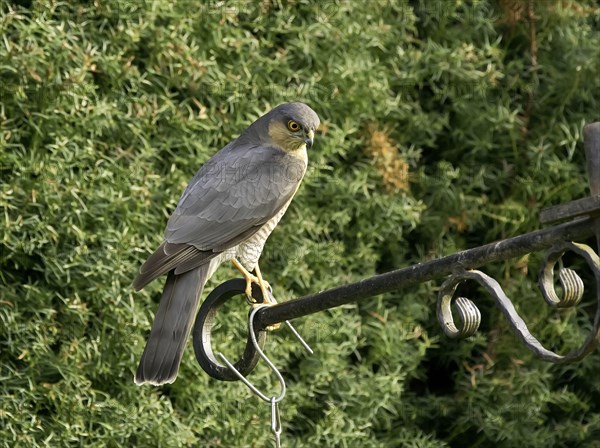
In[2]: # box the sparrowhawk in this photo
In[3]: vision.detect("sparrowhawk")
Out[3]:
[133,102,320,385]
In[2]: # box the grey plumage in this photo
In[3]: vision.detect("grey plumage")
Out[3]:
[135,266,208,385]
[134,102,319,385]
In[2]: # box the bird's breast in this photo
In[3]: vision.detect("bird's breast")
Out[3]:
[235,199,293,271]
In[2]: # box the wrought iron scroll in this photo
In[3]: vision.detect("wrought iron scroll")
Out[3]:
[437,241,600,363]
[193,122,600,380]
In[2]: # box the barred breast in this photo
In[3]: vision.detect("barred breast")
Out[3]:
[235,197,294,272]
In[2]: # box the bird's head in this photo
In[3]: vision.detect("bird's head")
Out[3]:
[263,102,320,153]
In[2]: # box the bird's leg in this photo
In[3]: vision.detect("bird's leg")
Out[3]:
[254,264,280,331]
[231,259,280,331]
[231,259,260,302]
[254,264,274,306]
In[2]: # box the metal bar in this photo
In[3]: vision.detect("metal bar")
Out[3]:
[539,194,600,224]
[584,123,600,197]
[255,217,597,329]
[582,123,600,359]
[583,122,600,255]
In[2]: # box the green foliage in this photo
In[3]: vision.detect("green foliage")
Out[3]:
[1,0,600,446]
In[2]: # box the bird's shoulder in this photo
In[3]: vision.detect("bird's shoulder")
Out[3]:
[175,141,306,214]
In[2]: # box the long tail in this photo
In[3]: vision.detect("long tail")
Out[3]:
[135,265,208,385]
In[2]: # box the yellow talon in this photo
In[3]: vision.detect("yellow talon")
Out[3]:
[254,264,274,305]
[254,265,280,330]
[231,259,280,330]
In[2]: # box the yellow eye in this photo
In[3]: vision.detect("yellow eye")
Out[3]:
[287,120,301,132]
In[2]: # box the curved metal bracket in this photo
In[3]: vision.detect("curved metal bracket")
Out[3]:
[194,240,600,381]
[192,279,267,381]
[437,241,600,363]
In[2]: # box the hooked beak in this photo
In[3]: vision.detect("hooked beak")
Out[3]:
[304,129,314,149]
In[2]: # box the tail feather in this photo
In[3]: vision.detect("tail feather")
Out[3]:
[135,265,208,385]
